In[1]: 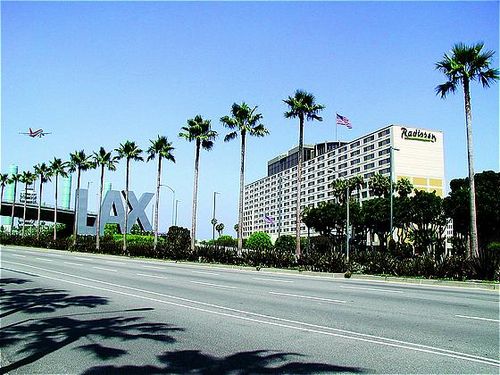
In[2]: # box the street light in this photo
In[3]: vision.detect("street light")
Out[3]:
[389,146,400,239]
[212,192,220,241]
[161,184,175,227]
[174,199,180,226]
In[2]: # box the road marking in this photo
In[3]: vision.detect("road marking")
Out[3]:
[105,260,123,265]
[190,281,237,289]
[4,260,499,368]
[137,273,169,280]
[64,261,84,266]
[10,254,26,258]
[47,254,63,257]
[455,314,500,323]
[341,285,404,294]
[92,266,117,272]
[253,277,294,283]
[269,291,346,304]
[142,265,164,270]
[191,270,220,276]
[35,257,53,262]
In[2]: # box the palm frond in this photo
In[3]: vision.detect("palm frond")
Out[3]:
[224,131,238,142]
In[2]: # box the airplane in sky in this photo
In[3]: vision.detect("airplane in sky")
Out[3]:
[19,128,51,138]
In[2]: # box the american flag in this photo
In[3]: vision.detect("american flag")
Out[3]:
[264,215,275,225]
[336,113,352,129]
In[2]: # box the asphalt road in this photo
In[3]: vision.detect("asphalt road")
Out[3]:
[1,245,499,374]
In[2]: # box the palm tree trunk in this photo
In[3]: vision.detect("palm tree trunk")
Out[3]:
[96,165,104,251]
[37,178,42,239]
[73,170,81,245]
[10,182,17,234]
[463,78,479,258]
[1,186,4,205]
[123,158,130,254]
[153,157,162,251]
[296,115,304,259]
[191,142,201,251]
[237,131,246,256]
[53,174,58,241]
[22,183,28,237]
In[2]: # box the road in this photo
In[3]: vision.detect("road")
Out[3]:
[1,245,499,374]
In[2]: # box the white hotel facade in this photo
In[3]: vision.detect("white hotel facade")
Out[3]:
[243,124,445,240]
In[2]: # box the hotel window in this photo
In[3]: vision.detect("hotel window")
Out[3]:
[339,162,347,169]
[350,141,360,148]
[364,162,375,170]
[364,154,374,161]
[364,172,375,178]
[379,148,390,156]
[351,167,360,174]
[363,135,375,143]
[364,144,374,152]
[317,171,325,176]
[339,171,348,177]
[317,193,325,199]
[379,158,390,165]
[339,154,348,161]
[378,139,390,147]
[351,150,360,157]
[378,129,390,137]
[308,188,315,194]
[351,158,360,165]
[317,186,325,191]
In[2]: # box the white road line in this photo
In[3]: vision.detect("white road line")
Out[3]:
[92,266,117,272]
[137,273,169,280]
[105,260,123,265]
[47,254,63,257]
[64,261,84,266]
[191,270,220,276]
[190,281,237,289]
[455,314,500,323]
[142,265,164,270]
[341,286,404,294]
[269,291,346,304]
[10,254,26,258]
[4,260,499,368]
[253,277,294,283]
[35,257,53,262]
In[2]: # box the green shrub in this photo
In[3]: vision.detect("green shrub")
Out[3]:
[163,226,191,260]
[246,232,273,251]
[216,235,237,247]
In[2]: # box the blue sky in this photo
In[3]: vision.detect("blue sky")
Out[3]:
[2,1,499,239]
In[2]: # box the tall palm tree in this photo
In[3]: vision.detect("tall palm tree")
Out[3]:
[179,115,218,251]
[348,175,364,203]
[34,163,52,239]
[49,158,68,240]
[93,147,119,251]
[147,136,175,250]
[0,173,9,204]
[116,141,144,254]
[9,173,21,234]
[221,102,269,255]
[436,42,499,257]
[69,150,94,243]
[283,90,325,259]
[20,171,36,236]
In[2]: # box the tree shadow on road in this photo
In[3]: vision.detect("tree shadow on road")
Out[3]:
[83,349,368,374]
[0,277,183,373]
[0,277,108,318]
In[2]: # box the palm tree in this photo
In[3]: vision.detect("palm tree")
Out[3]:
[116,141,144,254]
[435,42,499,257]
[369,174,390,198]
[34,163,52,239]
[147,136,175,250]
[179,115,218,251]
[0,173,9,204]
[215,222,224,237]
[49,158,68,240]
[348,175,364,203]
[93,147,119,251]
[221,102,269,256]
[8,173,21,234]
[69,150,94,243]
[284,90,325,259]
[20,171,36,236]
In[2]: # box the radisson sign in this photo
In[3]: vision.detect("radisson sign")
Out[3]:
[401,127,437,143]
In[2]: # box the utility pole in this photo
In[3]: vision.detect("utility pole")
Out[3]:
[389,146,400,239]
[346,185,350,263]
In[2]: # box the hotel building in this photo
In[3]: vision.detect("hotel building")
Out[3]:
[243,124,445,239]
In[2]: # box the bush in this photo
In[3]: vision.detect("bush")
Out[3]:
[216,235,237,247]
[246,232,273,251]
[162,226,191,260]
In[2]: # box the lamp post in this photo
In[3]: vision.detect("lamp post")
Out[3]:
[389,146,400,239]
[346,184,350,263]
[162,184,175,227]
[212,192,220,241]
[174,199,180,226]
